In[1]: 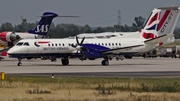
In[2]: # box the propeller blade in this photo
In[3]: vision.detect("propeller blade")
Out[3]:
[76,36,80,45]
[71,44,76,48]
[80,37,85,45]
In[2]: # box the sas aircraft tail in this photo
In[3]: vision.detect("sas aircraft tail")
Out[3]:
[28,12,58,36]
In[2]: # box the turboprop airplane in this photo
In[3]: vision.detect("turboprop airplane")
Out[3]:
[0,12,79,47]
[7,33,173,66]
[7,6,180,66]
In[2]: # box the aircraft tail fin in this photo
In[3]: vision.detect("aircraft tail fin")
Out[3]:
[121,8,161,39]
[157,6,180,36]
[140,6,180,43]
[139,8,161,39]
[28,12,58,35]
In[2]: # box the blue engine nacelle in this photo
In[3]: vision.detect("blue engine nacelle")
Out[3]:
[82,44,110,59]
[83,48,102,58]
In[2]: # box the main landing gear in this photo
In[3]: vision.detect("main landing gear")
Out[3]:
[61,57,69,65]
[101,57,109,66]
[17,58,22,66]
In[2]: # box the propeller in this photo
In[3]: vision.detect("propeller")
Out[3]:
[71,36,86,61]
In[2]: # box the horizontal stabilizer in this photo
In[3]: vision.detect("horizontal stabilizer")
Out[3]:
[144,34,174,44]
[158,6,180,10]
[38,15,80,18]
[100,44,143,54]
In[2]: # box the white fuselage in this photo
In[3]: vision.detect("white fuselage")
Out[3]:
[7,37,158,57]
[13,32,43,39]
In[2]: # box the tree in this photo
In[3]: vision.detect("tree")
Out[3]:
[174,28,180,39]
[0,22,14,31]
[132,16,145,30]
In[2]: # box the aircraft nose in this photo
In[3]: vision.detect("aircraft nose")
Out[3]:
[7,48,13,55]
[7,47,17,55]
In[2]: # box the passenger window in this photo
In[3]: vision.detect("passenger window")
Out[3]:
[112,43,114,46]
[102,43,104,46]
[109,43,111,46]
[59,43,61,46]
[115,43,117,46]
[48,44,50,46]
[119,43,121,46]
[55,44,57,46]
[105,43,107,46]
[52,44,54,46]
[16,42,24,46]
[62,44,64,46]
[23,42,30,46]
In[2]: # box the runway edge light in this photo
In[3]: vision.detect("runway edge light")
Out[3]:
[0,72,4,80]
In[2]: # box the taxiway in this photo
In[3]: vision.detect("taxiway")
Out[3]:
[1,57,180,78]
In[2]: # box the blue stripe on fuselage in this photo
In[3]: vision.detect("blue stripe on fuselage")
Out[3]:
[82,44,110,50]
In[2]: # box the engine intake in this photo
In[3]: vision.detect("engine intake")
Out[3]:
[10,32,20,41]
[0,32,20,42]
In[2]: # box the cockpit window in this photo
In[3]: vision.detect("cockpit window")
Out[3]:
[16,42,24,46]
[23,42,30,46]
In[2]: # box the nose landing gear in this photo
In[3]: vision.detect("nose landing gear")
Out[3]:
[17,58,22,66]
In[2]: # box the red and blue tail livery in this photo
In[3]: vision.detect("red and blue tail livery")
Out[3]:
[140,9,161,39]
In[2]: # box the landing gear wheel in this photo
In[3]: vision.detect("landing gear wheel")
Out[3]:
[17,58,22,66]
[61,58,69,65]
[17,63,22,66]
[101,60,109,66]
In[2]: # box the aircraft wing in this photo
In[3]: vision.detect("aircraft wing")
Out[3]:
[144,34,174,44]
[100,44,144,54]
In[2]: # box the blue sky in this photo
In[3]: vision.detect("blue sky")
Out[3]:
[0,0,180,27]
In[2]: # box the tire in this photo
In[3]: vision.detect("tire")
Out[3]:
[62,59,69,65]
[101,60,109,66]
[17,63,22,66]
